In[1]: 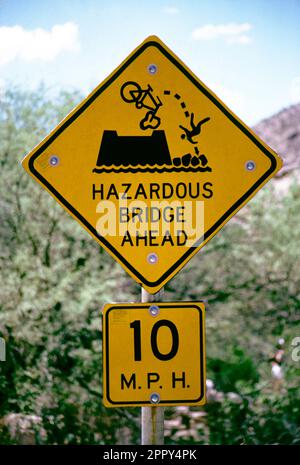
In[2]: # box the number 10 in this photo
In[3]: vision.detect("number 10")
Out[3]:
[130,319,179,361]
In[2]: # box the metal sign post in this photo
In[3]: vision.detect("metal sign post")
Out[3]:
[141,286,164,445]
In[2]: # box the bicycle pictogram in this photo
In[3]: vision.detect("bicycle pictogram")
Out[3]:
[120,81,162,130]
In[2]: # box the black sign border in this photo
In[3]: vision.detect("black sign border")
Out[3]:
[103,303,205,406]
[28,39,279,289]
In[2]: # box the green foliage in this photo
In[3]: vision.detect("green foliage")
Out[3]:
[0,86,299,444]
[206,385,300,445]
[208,347,259,392]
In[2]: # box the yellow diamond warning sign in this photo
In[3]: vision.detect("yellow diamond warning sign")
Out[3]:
[102,302,206,407]
[22,36,282,294]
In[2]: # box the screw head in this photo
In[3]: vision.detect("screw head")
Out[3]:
[148,64,157,75]
[49,155,59,166]
[149,305,159,316]
[150,393,160,404]
[245,160,255,171]
[147,253,158,264]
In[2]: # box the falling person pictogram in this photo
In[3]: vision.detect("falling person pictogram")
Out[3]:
[179,113,210,144]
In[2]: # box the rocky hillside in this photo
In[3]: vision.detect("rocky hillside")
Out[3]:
[253,103,300,179]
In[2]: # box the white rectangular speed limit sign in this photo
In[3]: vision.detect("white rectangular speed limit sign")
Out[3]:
[102,302,206,407]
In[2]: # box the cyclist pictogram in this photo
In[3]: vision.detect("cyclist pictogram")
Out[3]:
[120,81,162,130]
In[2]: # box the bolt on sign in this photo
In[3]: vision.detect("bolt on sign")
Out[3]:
[102,302,205,407]
[22,36,282,294]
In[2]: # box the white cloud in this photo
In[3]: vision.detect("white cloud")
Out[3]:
[192,23,252,44]
[0,22,80,66]
[163,6,179,15]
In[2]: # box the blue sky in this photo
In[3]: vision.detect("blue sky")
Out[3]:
[0,0,299,125]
